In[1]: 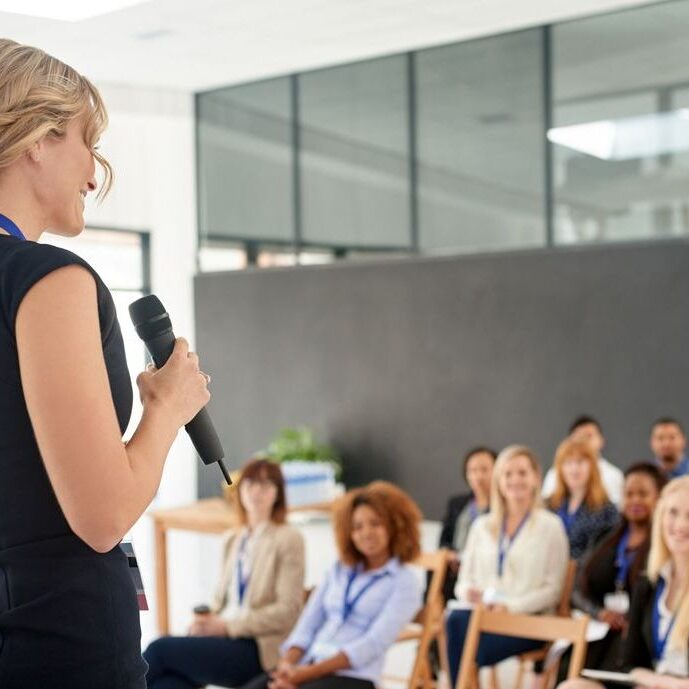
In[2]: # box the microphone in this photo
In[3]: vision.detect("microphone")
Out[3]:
[128,294,231,485]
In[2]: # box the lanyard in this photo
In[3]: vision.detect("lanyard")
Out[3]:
[652,576,676,661]
[236,533,251,604]
[468,500,479,522]
[0,213,26,241]
[557,500,581,535]
[342,566,389,621]
[498,512,530,577]
[614,529,637,591]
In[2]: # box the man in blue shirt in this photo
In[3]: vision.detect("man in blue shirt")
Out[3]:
[650,416,689,479]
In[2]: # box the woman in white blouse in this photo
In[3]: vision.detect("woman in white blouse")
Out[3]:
[446,445,569,686]
[559,476,689,689]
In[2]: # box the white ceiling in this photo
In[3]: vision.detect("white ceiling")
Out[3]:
[0,0,664,93]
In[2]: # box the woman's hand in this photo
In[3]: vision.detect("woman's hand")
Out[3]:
[187,613,228,637]
[269,665,312,688]
[268,677,297,689]
[448,551,460,574]
[597,608,627,631]
[136,337,211,428]
[629,668,689,689]
[488,603,508,613]
[466,588,483,604]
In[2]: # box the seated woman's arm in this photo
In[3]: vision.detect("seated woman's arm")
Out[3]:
[570,548,603,619]
[276,569,422,685]
[454,518,481,601]
[503,519,569,614]
[336,567,421,671]
[288,566,422,685]
[279,572,330,658]
[225,530,305,637]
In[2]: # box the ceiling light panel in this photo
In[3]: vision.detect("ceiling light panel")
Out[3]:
[0,0,150,22]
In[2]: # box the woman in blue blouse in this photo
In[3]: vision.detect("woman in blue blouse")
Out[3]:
[241,481,423,689]
[547,438,619,559]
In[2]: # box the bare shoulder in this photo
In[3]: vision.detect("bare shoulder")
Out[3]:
[17,262,97,326]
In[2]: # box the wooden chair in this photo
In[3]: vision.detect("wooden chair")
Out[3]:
[383,549,451,689]
[455,605,589,689]
[513,559,578,689]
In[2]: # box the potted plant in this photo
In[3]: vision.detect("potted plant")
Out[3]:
[261,427,342,507]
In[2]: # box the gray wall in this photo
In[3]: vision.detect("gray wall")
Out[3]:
[195,241,689,519]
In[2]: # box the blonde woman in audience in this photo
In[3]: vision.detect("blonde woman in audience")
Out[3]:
[144,459,305,689]
[446,445,569,687]
[559,476,689,689]
[242,481,423,689]
[547,438,619,559]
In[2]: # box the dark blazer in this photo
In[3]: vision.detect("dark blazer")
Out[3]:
[622,575,689,671]
[438,493,473,549]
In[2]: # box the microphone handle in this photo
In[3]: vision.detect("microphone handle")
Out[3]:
[145,330,225,467]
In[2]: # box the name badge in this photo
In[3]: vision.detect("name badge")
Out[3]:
[603,591,630,615]
[120,541,149,611]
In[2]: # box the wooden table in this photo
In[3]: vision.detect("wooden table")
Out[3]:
[149,497,332,634]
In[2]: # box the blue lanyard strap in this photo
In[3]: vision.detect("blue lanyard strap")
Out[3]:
[614,529,636,590]
[498,512,530,577]
[236,533,251,604]
[0,213,26,241]
[652,576,676,661]
[342,566,389,621]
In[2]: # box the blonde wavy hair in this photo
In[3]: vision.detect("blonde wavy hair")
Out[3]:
[548,438,610,510]
[0,38,112,197]
[647,476,689,651]
[488,445,542,537]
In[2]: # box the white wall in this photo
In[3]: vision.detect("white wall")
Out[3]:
[84,82,202,646]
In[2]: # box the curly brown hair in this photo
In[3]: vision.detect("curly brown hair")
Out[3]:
[333,481,422,566]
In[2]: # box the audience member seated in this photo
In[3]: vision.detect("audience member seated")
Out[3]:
[559,476,689,689]
[557,463,665,679]
[651,417,689,479]
[144,459,305,689]
[241,481,423,689]
[446,445,569,687]
[438,446,497,600]
[546,438,619,559]
[543,415,623,506]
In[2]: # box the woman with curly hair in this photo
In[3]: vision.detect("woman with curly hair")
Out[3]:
[242,480,423,689]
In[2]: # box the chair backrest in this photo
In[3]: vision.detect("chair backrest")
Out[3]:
[414,549,449,620]
[455,605,589,689]
[557,559,578,617]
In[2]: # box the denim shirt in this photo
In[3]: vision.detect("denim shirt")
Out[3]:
[281,557,422,683]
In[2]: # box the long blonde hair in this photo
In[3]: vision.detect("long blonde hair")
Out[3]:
[488,445,542,537]
[647,476,689,651]
[0,38,112,196]
[549,438,610,510]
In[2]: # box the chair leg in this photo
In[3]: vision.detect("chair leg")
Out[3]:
[490,665,499,689]
[438,623,450,683]
[514,661,524,689]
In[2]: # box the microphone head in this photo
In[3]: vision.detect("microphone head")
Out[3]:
[129,294,172,341]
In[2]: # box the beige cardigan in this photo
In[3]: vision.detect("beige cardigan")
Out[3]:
[211,522,305,669]
[455,508,569,614]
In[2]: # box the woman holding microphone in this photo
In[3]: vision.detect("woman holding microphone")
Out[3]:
[0,39,211,689]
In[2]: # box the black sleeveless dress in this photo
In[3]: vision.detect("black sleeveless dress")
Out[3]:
[0,234,147,688]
